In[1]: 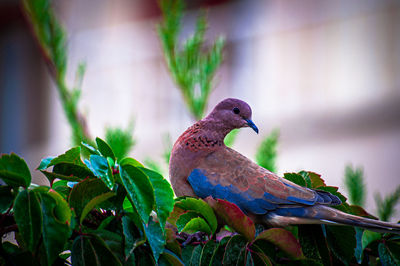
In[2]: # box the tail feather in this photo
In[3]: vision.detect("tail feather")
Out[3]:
[266,205,400,234]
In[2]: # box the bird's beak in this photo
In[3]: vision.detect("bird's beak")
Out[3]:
[245,119,259,134]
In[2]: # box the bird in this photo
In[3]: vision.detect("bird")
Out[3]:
[169,98,400,234]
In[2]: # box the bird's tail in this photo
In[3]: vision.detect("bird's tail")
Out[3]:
[265,205,400,234]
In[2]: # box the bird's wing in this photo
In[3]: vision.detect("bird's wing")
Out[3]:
[187,147,340,215]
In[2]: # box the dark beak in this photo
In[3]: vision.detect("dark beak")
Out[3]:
[245,119,259,134]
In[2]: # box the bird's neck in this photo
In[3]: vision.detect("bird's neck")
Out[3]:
[183,120,232,145]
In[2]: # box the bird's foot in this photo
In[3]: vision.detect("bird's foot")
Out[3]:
[177,231,208,246]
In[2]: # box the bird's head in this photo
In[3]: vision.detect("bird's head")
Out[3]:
[207,98,259,134]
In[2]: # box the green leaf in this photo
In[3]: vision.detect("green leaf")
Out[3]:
[361,230,382,250]
[378,242,400,266]
[182,217,212,235]
[52,180,71,200]
[119,157,144,168]
[298,225,331,265]
[37,156,55,170]
[0,153,31,187]
[96,137,116,161]
[88,155,115,189]
[80,192,115,224]
[144,216,166,262]
[39,192,71,265]
[13,190,42,252]
[175,198,217,234]
[176,211,202,232]
[48,189,72,225]
[71,234,122,266]
[209,237,231,265]
[223,235,248,265]
[122,215,142,263]
[206,197,255,241]
[283,173,306,187]
[0,186,13,213]
[47,147,85,168]
[40,170,82,185]
[298,171,326,188]
[324,225,356,264]
[140,168,174,233]
[199,240,217,266]
[160,250,184,266]
[255,228,304,259]
[119,164,154,224]
[69,178,110,220]
[188,245,202,266]
[81,141,100,155]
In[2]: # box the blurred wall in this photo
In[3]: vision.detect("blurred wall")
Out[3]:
[1,0,400,219]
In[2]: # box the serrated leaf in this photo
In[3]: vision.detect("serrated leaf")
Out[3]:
[206,197,255,241]
[223,235,248,265]
[47,147,85,167]
[96,137,115,161]
[140,168,174,233]
[175,198,217,234]
[39,192,71,265]
[299,171,326,188]
[255,228,304,259]
[88,155,114,189]
[0,153,31,187]
[0,186,13,213]
[80,192,115,224]
[71,234,122,266]
[119,164,154,224]
[283,173,306,187]
[13,190,42,252]
[69,178,110,220]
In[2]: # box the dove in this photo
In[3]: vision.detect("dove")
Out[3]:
[169,98,400,233]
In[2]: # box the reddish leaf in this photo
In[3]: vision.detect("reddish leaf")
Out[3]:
[255,228,304,259]
[206,197,255,241]
[350,205,379,219]
[307,171,326,188]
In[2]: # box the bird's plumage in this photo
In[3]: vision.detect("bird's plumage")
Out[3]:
[169,98,400,234]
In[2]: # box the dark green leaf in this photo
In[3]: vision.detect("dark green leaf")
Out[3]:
[144,216,165,262]
[52,180,71,200]
[255,228,304,259]
[378,242,400,266]
[298,171,326,188]
[0,153,31,187]
[324,225,356,264]
[39,192,71,265]
[69,178,110,220]
[48,189,72,225]
[159,249,184,266]
[206,197,255,241]
[122,215,142,263]
[80,192,115,224]
[40,169,82,185]
[189,245,202,266]
[95,229,123,261]
[223,235,248,265]
[89,155,114,189]
[354,227,364,263]
[141,167,174,233]
[119,164,154,224]
[361,230,382,250]
[298,225,331,265]
[283,173,306,187]
[0,186,13,213]
[13,190,42,252]
[175,198,217,234]
[71,234,122,266]
[210,237,231,266]
[96,137,115,161]
[200,240,217,266]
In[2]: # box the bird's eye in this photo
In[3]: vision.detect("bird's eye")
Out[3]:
[233,107,240,114]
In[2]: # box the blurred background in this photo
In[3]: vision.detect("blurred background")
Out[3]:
[1,0,400,219]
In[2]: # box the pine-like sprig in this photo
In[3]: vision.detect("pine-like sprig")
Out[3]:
[343,164,366,206]
[375,186,400,222]
[255,129,279,173]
